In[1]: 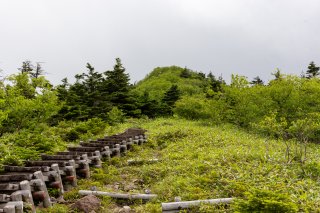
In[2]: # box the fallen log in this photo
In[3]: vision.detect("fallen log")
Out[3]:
[161,198,234,212]
[79,190,157,200]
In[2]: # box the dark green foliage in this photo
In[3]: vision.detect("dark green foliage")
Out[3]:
[31,62,45,79]
[306,61,320,79]
[138,91,162,118]
[18,60,33,74]
[197,71,206,79]
[57,58,139,120]
[180,67,192,78]
[162,85,180,106]
[161,85,181,116]
[250,76,264,85]
[103,58,139,117]
[234,189,298,212]
[272,68,282,80]
[207,72,224,93]
[18,61,46,80]
[65,129,80,141]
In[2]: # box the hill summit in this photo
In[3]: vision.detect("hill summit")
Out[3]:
[133,66,208,101]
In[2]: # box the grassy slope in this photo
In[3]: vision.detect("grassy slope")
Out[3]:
[133,66,207,101]
[52,118,320,212]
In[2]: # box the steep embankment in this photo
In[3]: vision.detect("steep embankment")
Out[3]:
[57,118,320,212]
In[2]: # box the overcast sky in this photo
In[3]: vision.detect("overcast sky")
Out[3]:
[1,0,319,85]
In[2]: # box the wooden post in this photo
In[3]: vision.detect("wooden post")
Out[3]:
[133,136,139,145]
[139,135,144,145]
[93,151,102,168]
[126,139,133,150]
[50,164,64,194]
[18,181,36,213]
[30,179,51,208]
[64,165,77,188]
[120,142,127,154]
[103,146,111,160]
[113,144,121,157]
[77,160,90,179]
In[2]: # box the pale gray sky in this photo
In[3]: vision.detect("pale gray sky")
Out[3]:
[0,0,319,85]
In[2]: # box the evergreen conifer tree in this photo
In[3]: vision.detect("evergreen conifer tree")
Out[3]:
[207,72,223,92]
[272,68,282,80]
[103,58,137,116]
[250,76,264,85]
[180,67,192,78]
[161,84,180,115]
[18,61,33,74]
[306,61,320,79]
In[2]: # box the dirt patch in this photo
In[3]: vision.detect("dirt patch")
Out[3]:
[70,195,101,213]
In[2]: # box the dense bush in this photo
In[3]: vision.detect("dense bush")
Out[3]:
[174,95,223,122]
[234,189,298,212]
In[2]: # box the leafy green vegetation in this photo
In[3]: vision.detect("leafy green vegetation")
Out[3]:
[2,59,320,212]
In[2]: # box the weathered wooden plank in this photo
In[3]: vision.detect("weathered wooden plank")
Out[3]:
[0,174,33,182]
[57,151,96,157]
[26,161,67,167]
[41,155,77,160]
[68,147,100,152]
[3,166,50,173]
[0,194,10,202]
[0,184,20,191]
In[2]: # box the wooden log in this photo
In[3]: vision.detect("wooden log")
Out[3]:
[0,174,33,182]
[0,184,19,191]
[0,194,10,202]
[81,142,116,149]
[161,198,234,211]
[26,161,67,167]
[79,190,157,200]
[3,166,50,173]
[57,151,97,157]
[68,147,100,152]
[41,155,77,161]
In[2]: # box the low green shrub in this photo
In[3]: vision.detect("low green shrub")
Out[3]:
[301,162,320,180]
[107,107,125,125]
[233,189,298,212]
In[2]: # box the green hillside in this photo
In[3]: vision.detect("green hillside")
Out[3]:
[55,118,320,212]
[133,66,208,101]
